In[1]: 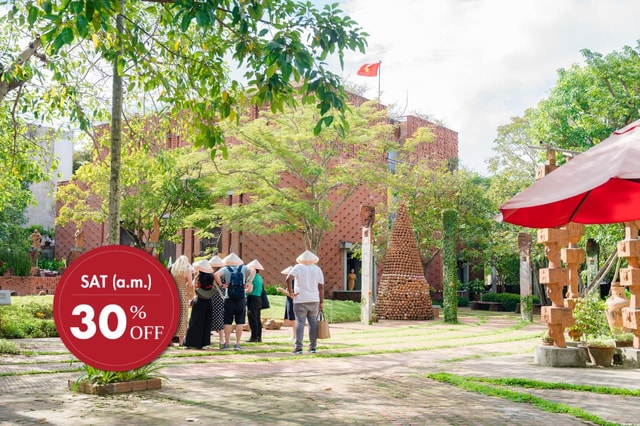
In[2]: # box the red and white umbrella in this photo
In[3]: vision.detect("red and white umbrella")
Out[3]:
[498,119,640,228]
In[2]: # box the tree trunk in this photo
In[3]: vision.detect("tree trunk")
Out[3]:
[107,7,125,245]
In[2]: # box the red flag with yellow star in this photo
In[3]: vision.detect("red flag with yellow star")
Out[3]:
[357,62,380,77]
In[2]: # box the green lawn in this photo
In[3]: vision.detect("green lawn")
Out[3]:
[0,294,361,341]
[261,294,360,323]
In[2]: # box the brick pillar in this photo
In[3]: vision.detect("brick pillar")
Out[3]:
[538,227,573,348]
[619,221,640,348]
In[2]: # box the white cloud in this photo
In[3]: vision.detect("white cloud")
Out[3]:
[329,0,640,175]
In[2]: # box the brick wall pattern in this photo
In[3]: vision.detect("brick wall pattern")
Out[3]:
[52,101,458,301]
[0,276,60,296]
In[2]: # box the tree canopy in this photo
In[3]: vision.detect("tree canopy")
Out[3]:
[2,0,368,142]
[185,98,405,253]
[530,44,640,153]
[486,43,640,284]
[56,118,217,250]
[1,0,369,243]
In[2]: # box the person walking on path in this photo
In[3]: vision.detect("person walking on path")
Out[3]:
[286,250,324,354]
[246,259,264,342]
[183,260,215,349]
[170,255,194,346]
[209,255,226,349]
[277,265,296,341]
[214,253,255,350]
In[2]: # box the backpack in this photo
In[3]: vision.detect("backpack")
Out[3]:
[227,266,246,300]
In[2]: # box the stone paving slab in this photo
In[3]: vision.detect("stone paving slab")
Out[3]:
[1,312,639,425]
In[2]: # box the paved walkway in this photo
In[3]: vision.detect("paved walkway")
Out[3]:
[1,310,640,425]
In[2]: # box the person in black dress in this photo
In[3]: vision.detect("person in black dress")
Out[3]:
[183,262,215,349]
[209,255,226,349]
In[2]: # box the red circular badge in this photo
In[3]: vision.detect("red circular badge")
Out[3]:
[54,246,179,371]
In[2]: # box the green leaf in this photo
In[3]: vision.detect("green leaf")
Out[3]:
[117,57,125,76]
[27,5,39,25]
[195,9,210,27]
[76,14,89,38]
[52,27,75,52]
[85,0,94,20]
[180,13,191,32]
[42,1,53,14]
[70,1,84,14]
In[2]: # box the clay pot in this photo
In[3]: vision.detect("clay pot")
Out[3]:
[605,283,629,334]
[588,345,615,367]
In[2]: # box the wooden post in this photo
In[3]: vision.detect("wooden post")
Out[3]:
[518,233,532,322]
[360,206,375,325]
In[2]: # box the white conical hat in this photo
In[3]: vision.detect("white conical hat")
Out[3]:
[223,252,244,266]
[296,250,319,265]
[247,259,264,270]
[280,266,293,275]
[208,255,225,268]
[192,259,213,273]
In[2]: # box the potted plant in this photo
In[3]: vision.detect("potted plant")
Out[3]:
[462,279,486,301]
[541,331,554,346]
[566,325,582,342]
[613,331,634,348]
[572,291,615,366]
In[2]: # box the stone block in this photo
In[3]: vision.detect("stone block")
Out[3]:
[622,307,640,329]
[541,306,573,325]
[539,268,569,284]
[533,346,586,367]
[561,248,585,264]
[618,239,640,258]
[620,268,640,287]
[564,298,578,310]
[147,378,162,390]
[537,228,568,244]
[618,348,640,368]
[131,380,147,392]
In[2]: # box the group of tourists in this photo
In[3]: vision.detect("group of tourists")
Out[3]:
[169,249,324,354]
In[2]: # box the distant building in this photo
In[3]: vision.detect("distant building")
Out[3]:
[54,96,458,299]
[25,124,74,233]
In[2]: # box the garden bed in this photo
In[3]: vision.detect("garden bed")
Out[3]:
[68,378,162,396]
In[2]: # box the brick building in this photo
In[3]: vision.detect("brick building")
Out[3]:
[53,98,458,300]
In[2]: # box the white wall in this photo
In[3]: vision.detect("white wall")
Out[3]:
[25,125,74,232]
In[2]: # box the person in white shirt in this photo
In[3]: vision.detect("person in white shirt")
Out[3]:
[286,250,324,354]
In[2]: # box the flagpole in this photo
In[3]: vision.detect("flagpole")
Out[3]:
[377,61,381,103]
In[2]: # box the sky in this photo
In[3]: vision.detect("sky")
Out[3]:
[321,0,640,175]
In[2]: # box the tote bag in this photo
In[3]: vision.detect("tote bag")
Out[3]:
[317,310,330,339]
[261,288,271,309]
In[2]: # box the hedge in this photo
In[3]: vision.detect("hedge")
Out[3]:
[481,292,540,312]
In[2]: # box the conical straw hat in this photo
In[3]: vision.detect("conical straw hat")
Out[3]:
[280,266,293,275]
[247,259,264,270]
[208,255,225,268]
[223,252,244,266]
[296,250,319,265]
[192,259,213,273]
